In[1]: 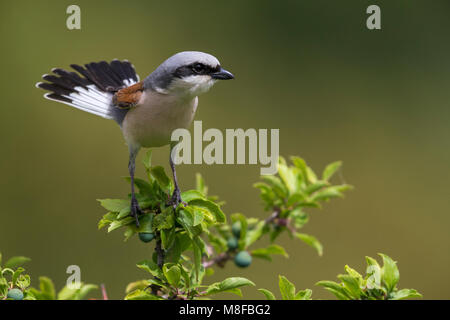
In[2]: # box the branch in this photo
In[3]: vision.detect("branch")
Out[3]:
[264,208,281,224]
[202,252,230,268]
[202,208,284,269]
[155,233,165,269]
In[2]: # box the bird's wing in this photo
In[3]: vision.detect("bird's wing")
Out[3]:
[36,59,140,124]
[113,81,144,109]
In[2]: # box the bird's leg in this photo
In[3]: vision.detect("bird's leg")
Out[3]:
[168,147,183,209]
[128,148,141,227]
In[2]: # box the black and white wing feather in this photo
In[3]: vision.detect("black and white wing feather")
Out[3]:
[36,60,139,124]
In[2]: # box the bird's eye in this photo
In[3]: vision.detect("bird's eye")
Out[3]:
[192,63,206,74]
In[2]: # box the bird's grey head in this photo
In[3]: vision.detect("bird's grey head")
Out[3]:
[143,51,234,97]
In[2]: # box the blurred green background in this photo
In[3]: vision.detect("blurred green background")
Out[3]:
[1,0,449,299]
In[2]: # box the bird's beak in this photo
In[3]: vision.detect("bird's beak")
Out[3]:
[211,67,234,80]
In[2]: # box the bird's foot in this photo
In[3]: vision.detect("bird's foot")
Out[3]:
[167,189,186,210]
[130,197,142,227]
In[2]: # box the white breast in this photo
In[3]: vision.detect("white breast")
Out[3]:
[122,90,198,149]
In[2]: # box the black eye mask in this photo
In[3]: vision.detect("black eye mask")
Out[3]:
[173,62,220,78]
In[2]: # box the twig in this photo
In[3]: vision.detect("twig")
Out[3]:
[203,207,292,269]
[202,252,230,268]
[265,208,281,224]
[155,233,165,269]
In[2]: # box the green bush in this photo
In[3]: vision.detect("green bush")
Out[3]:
[1,152,421,300]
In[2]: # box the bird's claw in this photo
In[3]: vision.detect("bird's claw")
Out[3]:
[167,189,186,210]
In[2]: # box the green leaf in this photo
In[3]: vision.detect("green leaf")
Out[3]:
[189,199,226,223]
[57,283,98,300]
[295,233,323,256]
[107,216,134,232]
[344,265,363,284]
[178,207,195,226]
[305,167,318,184]
[75,284,98,300]
[365,256,382,289]
[278,160,298,193]
[136,260,163,278]
[192,237,204,282]
[310,188,342,202]
[97,199,129,212]
[179,266,191,290]
[205,277,255,296]
[117,207,131,219]
[287,192,306,206]
[1,267,14,277]
[322,161,342,181]
[27,288,45,300]
[261,175,288,198]
[125,289,163,300]
[192,208,205,226]
[279,275,296,300]
[365,256,380,268]
[311,185,352,202]
[222,288,243,297]
[150,166,171,191]
[295,289,312,300]
[254,182,276,206]
[177,209,202,238]
[125,280,151,295]
[290,156,308,181]
[23,291,37,300]
[231,213,248,249]
[258,288,276,300]
[4,256,31,269]
[337,274,362,299]
[379,253,399,293]
[315,280,351,300]
[251,244,288,261]
[15,275,30,292]
[39,276,56,300]
[12,274,29,291]
[304,181,329,195]
[124,177,154,196]
[390,289,422,300]
[98,212,117,230]
[245,221,266,247]
[163,264,181,287]
[56,285,80,300]
[153,208,175,230]
[137,213,154,234]
[142,149,153,170]
[181,190,206,203]
[160,228,175,250]
[290,208,309,229]
[165,233,191,263]
[12,267,24,285]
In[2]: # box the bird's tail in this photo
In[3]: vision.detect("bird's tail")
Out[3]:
[36,60,140,123]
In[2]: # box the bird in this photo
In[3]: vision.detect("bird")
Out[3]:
[36,51,234,226]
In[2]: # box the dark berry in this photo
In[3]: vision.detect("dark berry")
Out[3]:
[231,222,241,238]
[138,232,155,243]
[234,251,252,268]
[7,288,23,300]
[227,237,239,250]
